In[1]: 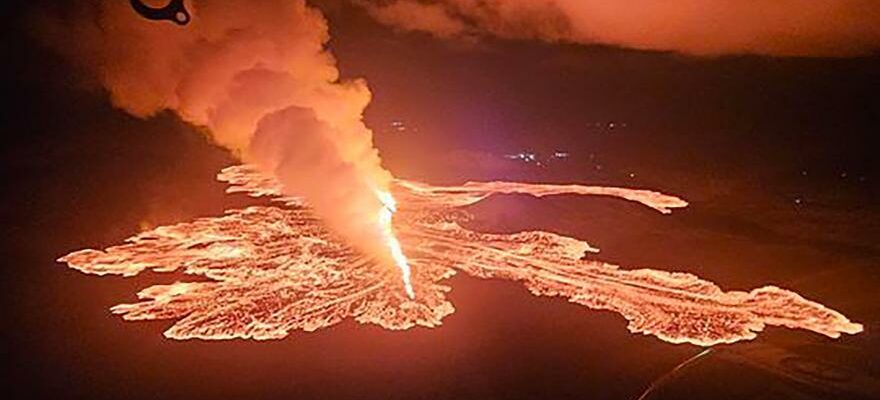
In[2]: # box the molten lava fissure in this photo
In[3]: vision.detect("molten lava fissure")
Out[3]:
[375,189,416,299]
[59,165,863,345]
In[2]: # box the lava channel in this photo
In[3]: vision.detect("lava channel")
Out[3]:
[58,165,864,345]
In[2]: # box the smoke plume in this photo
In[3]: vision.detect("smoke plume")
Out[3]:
[37,0,397,263]
[357,0,880,57]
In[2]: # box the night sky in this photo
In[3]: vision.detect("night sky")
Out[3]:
[3,1,879,399]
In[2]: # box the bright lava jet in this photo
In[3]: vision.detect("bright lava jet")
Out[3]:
[59,165,863,345]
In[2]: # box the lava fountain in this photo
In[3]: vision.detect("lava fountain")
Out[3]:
[376,188,415,299]
[59,165,863,345]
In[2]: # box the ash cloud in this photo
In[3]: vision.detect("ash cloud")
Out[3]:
[36,0,395,261]
[357,0,880,57]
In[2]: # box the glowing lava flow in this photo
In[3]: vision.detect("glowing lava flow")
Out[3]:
[376,189,415,299]
[58,165,864,345]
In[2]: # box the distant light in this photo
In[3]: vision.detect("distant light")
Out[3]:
[553,151,569,159]
[390,120,406,132]
[504,151,538,163]
[628,173,636,178]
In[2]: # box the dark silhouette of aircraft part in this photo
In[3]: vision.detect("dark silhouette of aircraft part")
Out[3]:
[129,0,190,25]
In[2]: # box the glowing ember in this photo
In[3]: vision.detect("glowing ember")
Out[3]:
[59,165,863,345]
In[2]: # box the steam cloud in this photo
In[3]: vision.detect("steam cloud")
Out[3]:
[37,0,395,262]
[357,0,880,56]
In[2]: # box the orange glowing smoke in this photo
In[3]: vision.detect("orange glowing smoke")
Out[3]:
[356,0,880,57]
[59,165,863,345]
[37,0,406,288]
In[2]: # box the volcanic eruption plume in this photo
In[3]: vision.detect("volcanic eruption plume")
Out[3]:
[43,1,863,345]
[38,0,414,294]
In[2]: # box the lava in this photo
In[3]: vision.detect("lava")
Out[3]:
[376,188,415,299]
[59,165,864,345]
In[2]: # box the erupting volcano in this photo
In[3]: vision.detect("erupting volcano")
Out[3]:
[10,0,880,398]
[41,0,867,349]
[59,165,863,346]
